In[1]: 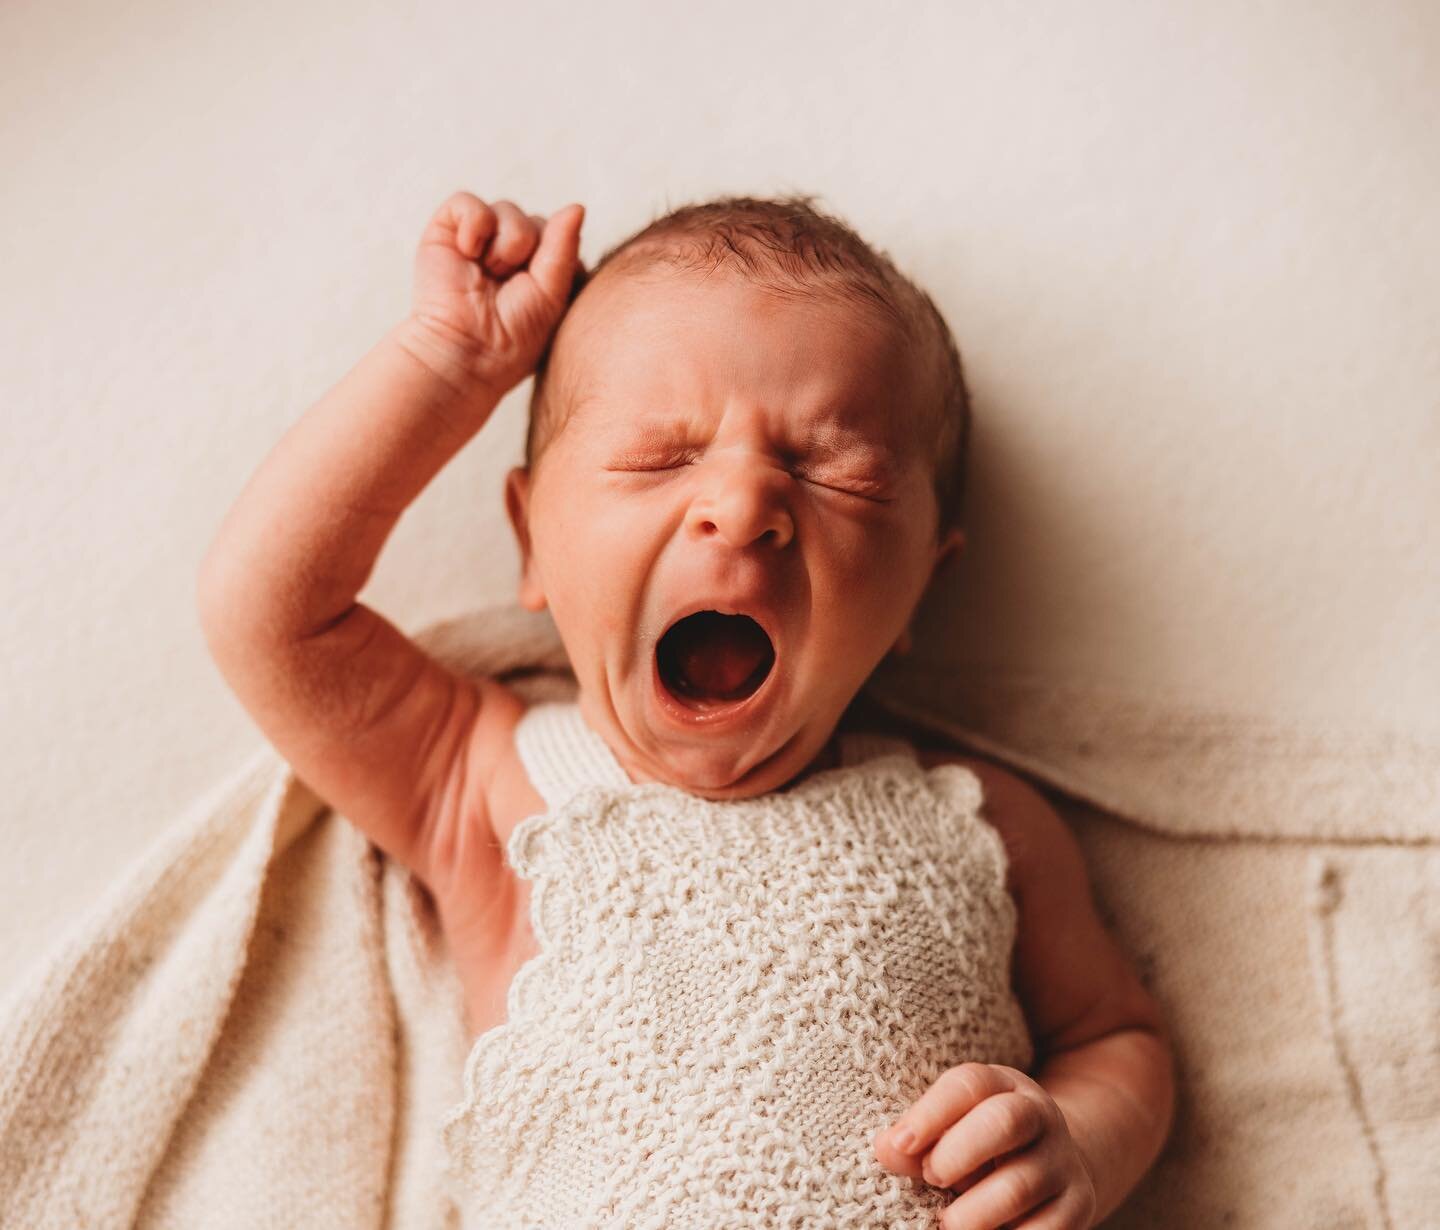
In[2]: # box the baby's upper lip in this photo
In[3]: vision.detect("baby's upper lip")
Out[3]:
[655,593,782,652]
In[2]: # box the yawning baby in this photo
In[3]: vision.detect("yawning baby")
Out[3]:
[198,190,1174,1229]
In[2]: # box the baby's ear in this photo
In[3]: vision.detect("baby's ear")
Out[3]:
[931,526,966,578]
[504,466,547,612]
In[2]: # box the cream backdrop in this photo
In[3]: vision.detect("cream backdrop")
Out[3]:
[1,0,1435,1021]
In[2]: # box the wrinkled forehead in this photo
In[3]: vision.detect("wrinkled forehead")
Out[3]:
[549,263,934,452]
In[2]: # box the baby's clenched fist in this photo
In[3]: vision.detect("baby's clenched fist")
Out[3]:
[875,1062,1097,1229]
[402,191,585,397]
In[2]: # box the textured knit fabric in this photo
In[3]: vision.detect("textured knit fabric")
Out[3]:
[440,701,1033,1229]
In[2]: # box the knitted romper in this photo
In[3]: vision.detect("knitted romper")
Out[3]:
[441,700,1034,1229]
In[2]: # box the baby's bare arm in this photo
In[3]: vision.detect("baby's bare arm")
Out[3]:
[876,756,1175,1227]
[990,766,1174,1223]
[197,193,584,888]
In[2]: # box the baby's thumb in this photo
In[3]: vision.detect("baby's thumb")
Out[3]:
[529,203,585,306]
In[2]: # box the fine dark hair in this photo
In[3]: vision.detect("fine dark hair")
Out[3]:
[525,193,971,534]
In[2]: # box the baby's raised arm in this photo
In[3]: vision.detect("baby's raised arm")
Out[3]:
[197,193,583,889]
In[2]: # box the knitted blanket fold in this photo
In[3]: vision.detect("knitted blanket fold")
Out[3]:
[2,602,1436,1228]
[0,604,567,1230]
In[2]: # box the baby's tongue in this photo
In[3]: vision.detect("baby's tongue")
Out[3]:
[664,612,775,700]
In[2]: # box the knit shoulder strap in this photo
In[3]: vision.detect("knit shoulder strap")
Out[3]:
[513,701,635,811]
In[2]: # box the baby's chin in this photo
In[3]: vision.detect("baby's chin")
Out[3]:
[640,736,811,799]
[595,681,836,799]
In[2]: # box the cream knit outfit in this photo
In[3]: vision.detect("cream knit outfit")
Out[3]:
[440,701,1033,1229]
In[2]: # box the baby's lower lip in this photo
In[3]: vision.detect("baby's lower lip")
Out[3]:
[649,648,778,730]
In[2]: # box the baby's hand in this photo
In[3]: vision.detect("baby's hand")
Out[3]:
[403,191,585,396]
[874,1063,1097,1229]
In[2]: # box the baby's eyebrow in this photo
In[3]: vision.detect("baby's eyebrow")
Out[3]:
[787,419,895,462]
[615,417,697,446]
[791,420,865,448]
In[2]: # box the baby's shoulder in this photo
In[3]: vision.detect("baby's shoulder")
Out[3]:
[841,698,1052,828]
[906,744,1079,901]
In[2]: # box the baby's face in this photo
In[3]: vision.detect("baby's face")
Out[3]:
[507,265,959,798]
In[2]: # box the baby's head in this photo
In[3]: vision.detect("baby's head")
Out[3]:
[504,194,970,798]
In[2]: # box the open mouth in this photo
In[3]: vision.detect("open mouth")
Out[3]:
[655,611,776,711]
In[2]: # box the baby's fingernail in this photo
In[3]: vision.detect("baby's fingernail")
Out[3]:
[891,1125,918,1153]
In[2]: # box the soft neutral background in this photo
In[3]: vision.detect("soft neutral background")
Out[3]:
[1,0,1435,989]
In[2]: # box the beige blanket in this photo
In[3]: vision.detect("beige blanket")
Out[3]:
[2,604,1435,1228]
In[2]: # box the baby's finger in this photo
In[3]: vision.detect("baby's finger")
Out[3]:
[482,200,539,276]
[939,1152,1064,1230]
[421,191,496,259]
[1012,1188,1087,1229]
[456,200,497,260]
[885,1062,1017,1158]
[527,203,586,306]
[921,1092,1047,1189]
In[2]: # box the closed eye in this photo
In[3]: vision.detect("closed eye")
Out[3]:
[604,450,700,472]
[603,449,893,499]
[796,472,894,502]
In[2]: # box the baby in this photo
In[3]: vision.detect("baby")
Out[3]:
[198,191,1174,1228]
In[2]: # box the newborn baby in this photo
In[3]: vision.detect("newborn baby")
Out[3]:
[198,191,1174,1228]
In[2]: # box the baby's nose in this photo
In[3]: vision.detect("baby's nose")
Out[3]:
[684,461,795,550]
